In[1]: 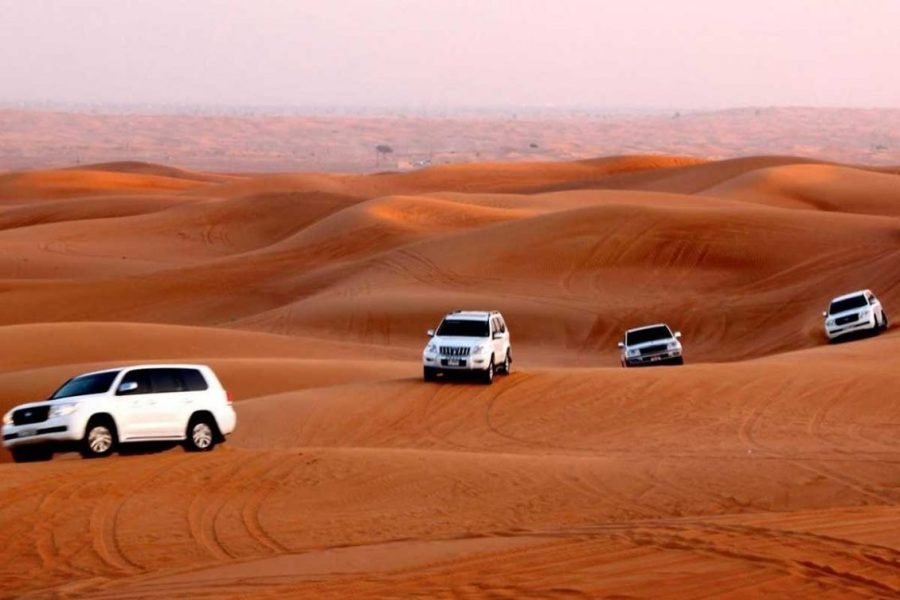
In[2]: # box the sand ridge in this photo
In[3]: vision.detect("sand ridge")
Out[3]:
[0,155,898,598]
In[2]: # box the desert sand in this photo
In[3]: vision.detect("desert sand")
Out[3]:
[2,107,899,172]
[0,155,898,598]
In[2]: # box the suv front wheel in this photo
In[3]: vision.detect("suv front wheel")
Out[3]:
[481,356,495,385]
[81,417,118,459]
[499,351,511,375]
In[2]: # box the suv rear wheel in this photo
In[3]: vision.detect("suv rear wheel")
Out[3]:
[185,415,217,452]
[81,418,118,459]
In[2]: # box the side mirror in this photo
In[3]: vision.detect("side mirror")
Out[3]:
[427,329,435,337]
[492,332,503,340]
[822,311,827,318]
[117,381,138,394]
[674,331,682,339]
[617,342,625,349]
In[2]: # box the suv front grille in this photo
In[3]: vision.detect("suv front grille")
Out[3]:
[440,346,471,357]
[835,314,859,326]
[640,344,669,356]
[13,406,50,425]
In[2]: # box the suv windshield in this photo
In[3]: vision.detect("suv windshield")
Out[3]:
[437,319,490,337]
[829,295,868,315]
[626,325,673,346]
[50,371,119,400]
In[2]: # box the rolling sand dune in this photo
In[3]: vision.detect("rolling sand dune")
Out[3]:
[0,155,898,598]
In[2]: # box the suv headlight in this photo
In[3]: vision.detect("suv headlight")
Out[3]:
[425,343,437,354]
[49,403,79,419]
[472,344,486,355]
[667,341,679,350]
[627,348,640,357]
[826,318,835,326]
[2,410,12,426]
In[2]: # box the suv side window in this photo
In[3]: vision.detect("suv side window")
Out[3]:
[181,369,209,391]
[149,369,186,393]
[497,317,506,333]
[117,369,153,395]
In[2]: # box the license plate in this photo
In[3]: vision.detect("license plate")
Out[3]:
[18,429,37,438]
[650,356,662,362]
[448,359,460,366]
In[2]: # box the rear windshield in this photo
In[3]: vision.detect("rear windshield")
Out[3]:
[50,371,119,399]
[829,295,868,315]
[626,325,673,346]
[437,319,489,337]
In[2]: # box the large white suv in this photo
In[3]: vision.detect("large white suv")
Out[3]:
[2,364,236,463]
[619,323,683,367]
[824,289,888,341]
[423,310,512,384]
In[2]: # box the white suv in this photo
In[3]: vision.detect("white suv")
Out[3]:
[423,311,512,384]
[824,289,888,341]
[619,323,683,367]
[2,364,236,463]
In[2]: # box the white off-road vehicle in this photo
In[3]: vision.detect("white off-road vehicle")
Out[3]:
[2,364,236,463]
[619,323,683,367]
[823,289,888,341]
[423,310,512,384]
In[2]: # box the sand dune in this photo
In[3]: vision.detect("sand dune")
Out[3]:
[0,156,898,598]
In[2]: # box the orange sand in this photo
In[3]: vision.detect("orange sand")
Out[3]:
[0,156,897,598]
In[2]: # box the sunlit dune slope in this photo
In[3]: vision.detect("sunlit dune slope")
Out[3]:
[0,155,897,599]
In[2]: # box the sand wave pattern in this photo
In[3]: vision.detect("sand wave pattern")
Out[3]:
[0,155,898,598]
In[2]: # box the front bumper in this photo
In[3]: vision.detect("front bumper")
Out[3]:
[625,350,683,367]
[423,353,491,371]
[2,415,84,449]
[825,316,876,339]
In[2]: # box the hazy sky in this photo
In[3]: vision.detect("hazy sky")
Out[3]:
[1,0,899,110]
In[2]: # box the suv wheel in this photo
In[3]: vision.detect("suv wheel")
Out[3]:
[481,356,495,385]
[424,366,437,382]
[11,446,53,463]
[81,418,117,459]
[500,351,511,375]
[185,415,217,452]
[881,311,889,331]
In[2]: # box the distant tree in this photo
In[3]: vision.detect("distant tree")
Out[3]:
[375,144,394,166]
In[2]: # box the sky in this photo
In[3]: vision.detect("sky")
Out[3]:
[1,0,899,111]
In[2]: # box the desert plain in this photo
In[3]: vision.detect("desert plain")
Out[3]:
[0,149,898,598]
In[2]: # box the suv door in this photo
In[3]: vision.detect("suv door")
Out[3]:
[491,317,506,365]
[867,293,882,321]
[148,368,214,437]
[115,369,158,439]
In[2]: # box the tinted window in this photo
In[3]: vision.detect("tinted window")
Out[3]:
[626,325,673,346]
[149,369,185,393]
[829,295,868,314]
[181,369,209,391]
[117,369,153,395]
[436,319,490,337]
[51,371,119,399]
